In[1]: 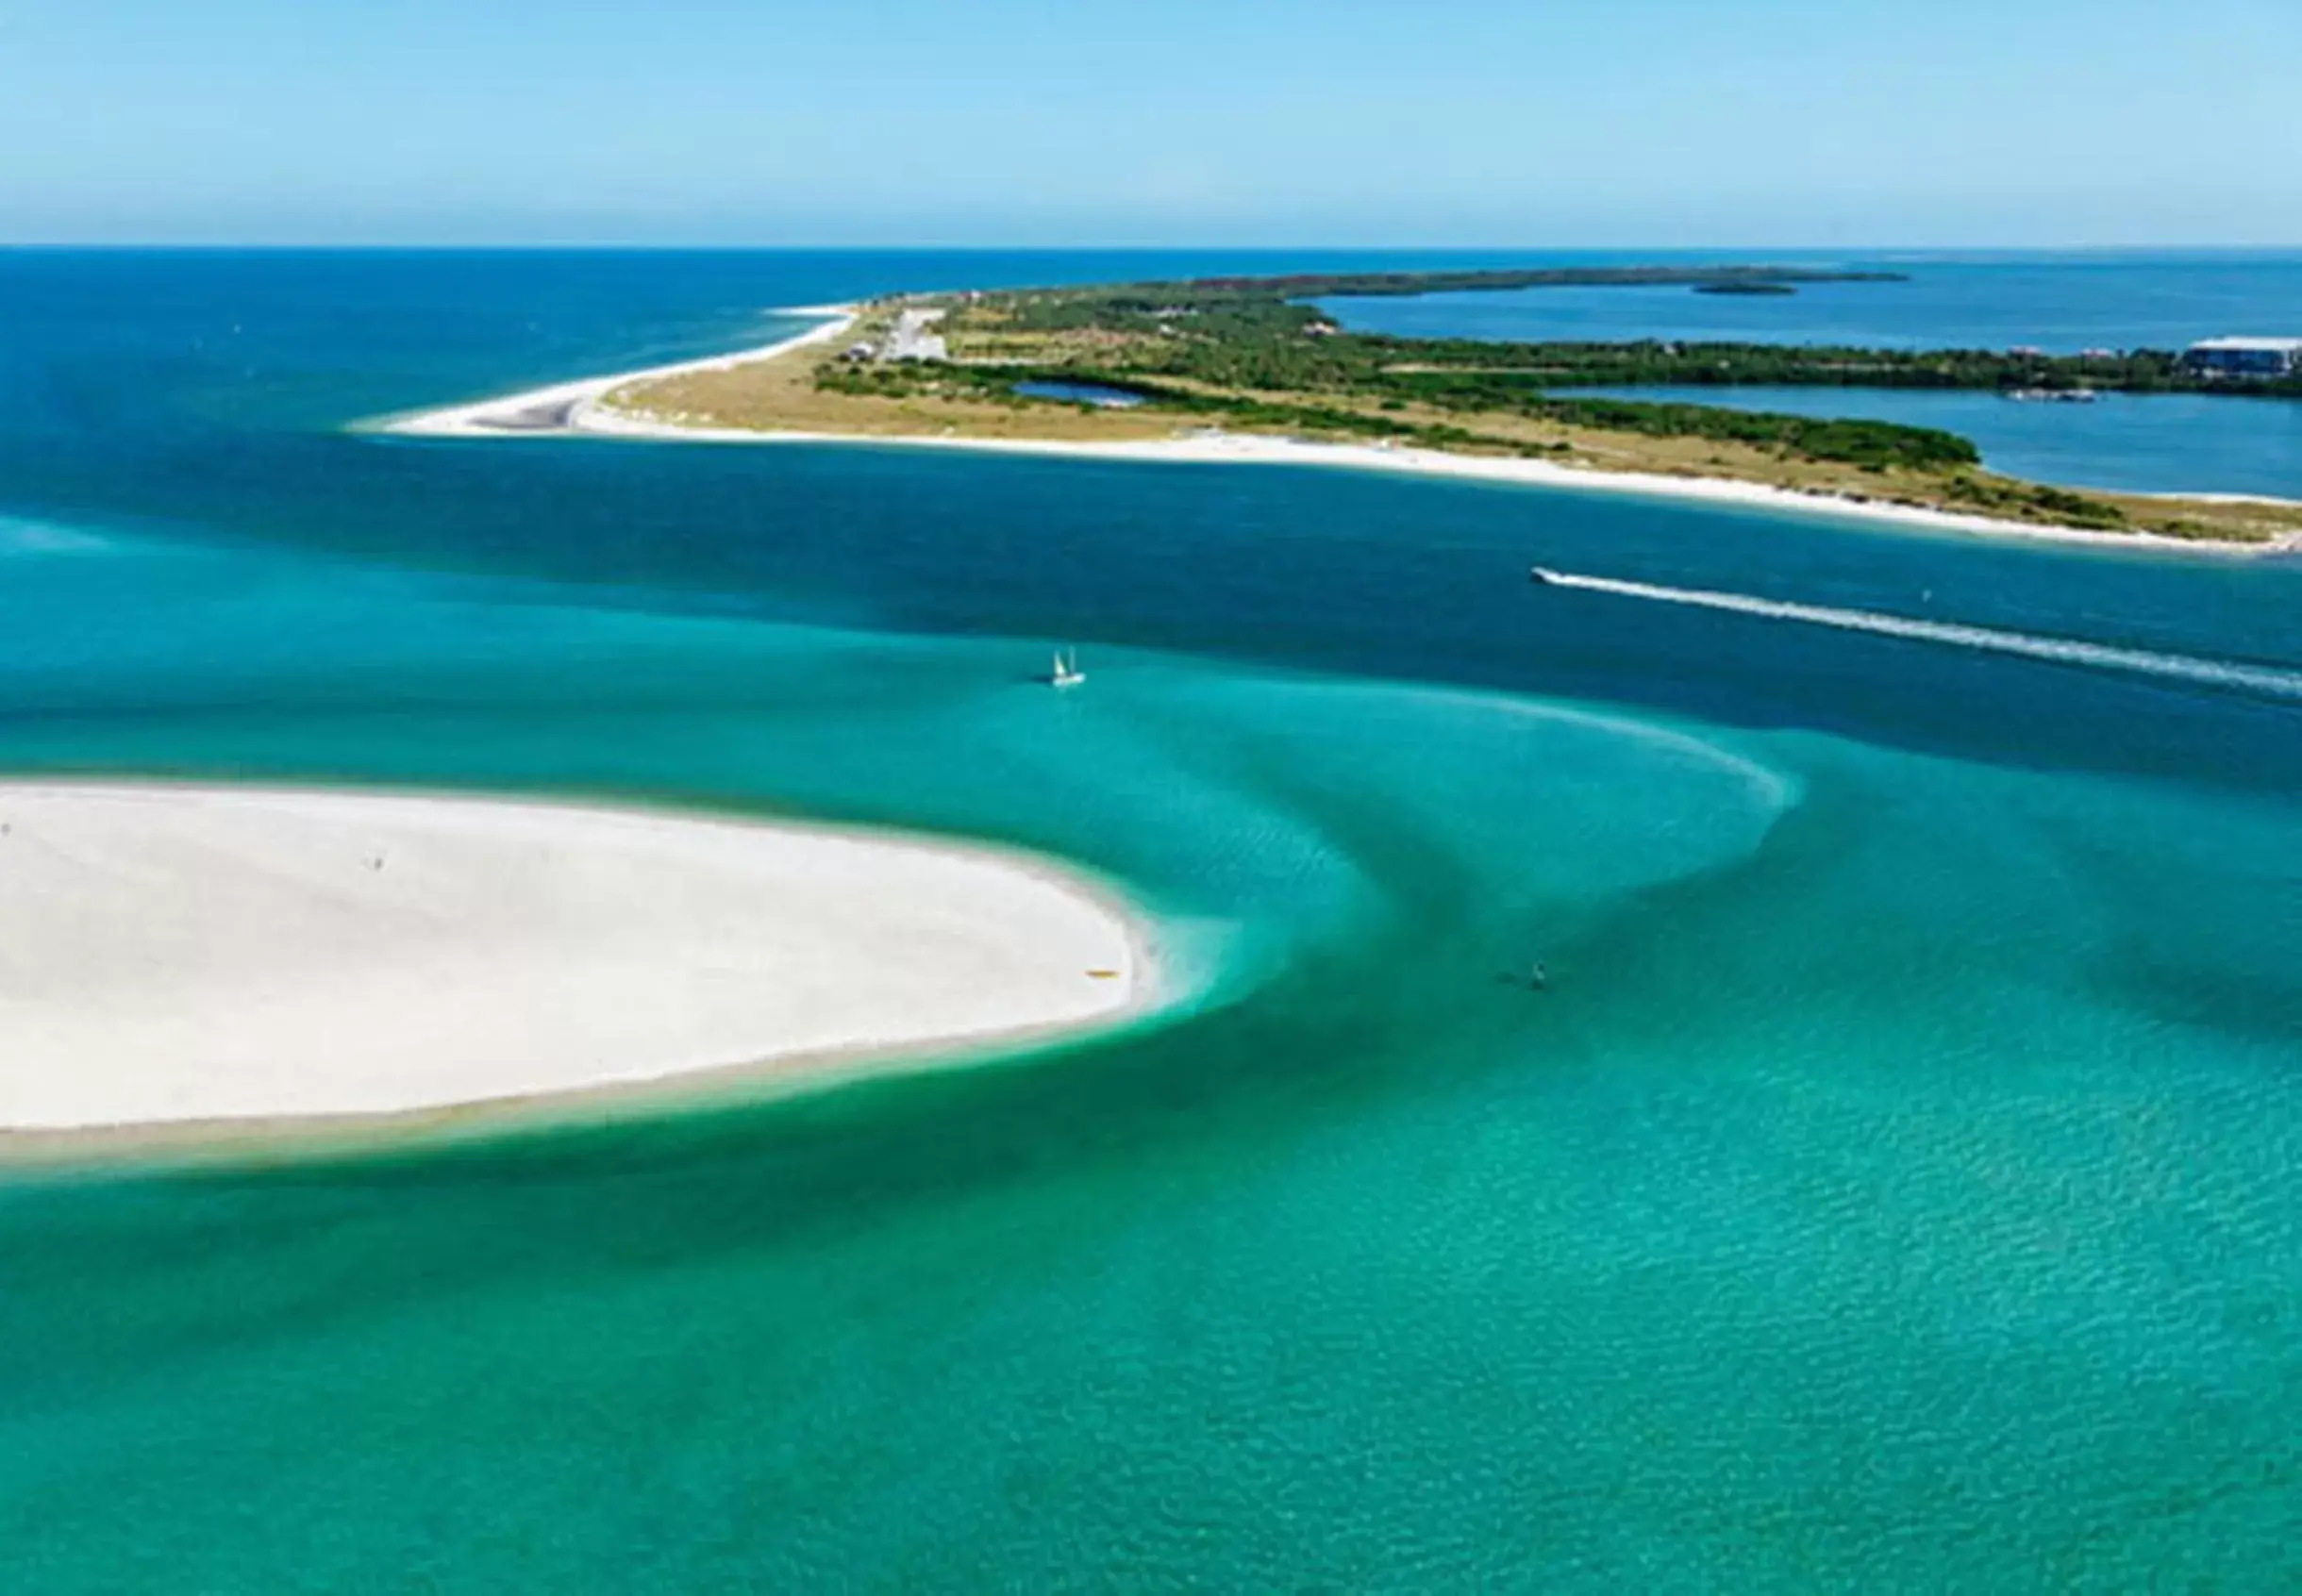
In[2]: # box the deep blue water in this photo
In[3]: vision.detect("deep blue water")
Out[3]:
[1,249,2298,1591]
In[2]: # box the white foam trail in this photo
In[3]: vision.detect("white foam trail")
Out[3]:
[1533,567,2302,702]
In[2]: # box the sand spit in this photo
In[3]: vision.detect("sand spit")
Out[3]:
[0,783,1150,1139]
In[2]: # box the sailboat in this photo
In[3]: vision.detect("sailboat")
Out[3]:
[1049,647,1085,689]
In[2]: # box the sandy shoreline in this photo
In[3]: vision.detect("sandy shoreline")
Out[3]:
[375,304,860,439]
[0,783,1155,1149]
[374,308,2295,558]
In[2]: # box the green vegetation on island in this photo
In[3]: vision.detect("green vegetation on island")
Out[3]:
[824,359,1981,474]
[953,278,2302,398]
[1382,340,2302,397]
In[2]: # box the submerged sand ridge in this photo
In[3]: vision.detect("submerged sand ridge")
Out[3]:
[0,784,1149,1136]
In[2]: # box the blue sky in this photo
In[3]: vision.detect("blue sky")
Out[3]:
[4,0,2298,246]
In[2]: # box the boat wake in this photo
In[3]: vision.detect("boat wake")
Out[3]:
[1530,567,2302,702]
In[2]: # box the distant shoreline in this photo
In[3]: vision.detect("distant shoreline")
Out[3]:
[375,305,2298,558]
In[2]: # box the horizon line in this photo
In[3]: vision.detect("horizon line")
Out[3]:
[5,241,2301,256]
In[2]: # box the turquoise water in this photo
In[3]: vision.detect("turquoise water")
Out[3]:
[2,252,2299,1591]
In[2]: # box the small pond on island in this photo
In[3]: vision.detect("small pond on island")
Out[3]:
[1013,378,1149,408]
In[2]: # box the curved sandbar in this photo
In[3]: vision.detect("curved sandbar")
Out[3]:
[0,784,1149,1137]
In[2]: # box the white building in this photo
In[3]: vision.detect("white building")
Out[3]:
[888,307,949,362]
[2181,337,2302,379]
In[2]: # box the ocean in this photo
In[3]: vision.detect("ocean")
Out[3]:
[1,249,2298,1591]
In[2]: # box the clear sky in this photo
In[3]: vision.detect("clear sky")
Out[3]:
[5,0,2298,247]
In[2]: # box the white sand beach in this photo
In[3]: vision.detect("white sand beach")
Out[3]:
[0,784,1148,1136]
[379,304,859,438]
[378,331,2294,557]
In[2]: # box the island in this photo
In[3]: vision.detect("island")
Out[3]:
[397,268,2302,548]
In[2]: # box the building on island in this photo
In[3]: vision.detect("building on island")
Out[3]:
[845,308,949,365]
[2180,337,2302,380]
[887,308,948,362]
